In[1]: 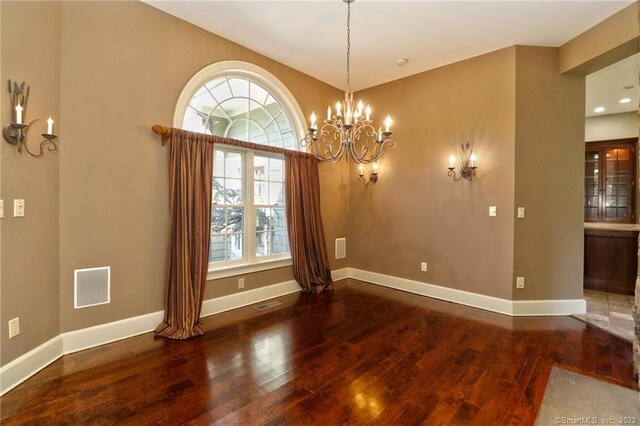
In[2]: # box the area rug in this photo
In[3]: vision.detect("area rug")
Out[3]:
[535,367,640,425]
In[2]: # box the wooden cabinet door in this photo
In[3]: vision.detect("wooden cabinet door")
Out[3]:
[585,139,637,223]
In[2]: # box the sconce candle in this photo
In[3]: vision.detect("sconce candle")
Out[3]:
[15,105,23,124]
[47,116,54,135]
[449,155,455,169]
[365,105,371,121]
[385,115,392,132]
[336,101,342,116]
[470,153,476,168]
[327,106,332,121]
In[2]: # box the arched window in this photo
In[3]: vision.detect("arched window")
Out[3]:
[175,61,305,278]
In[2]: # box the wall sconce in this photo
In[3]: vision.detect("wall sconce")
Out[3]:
[447,142,477,182]
[3,80,58,159]
[358,162,379,185]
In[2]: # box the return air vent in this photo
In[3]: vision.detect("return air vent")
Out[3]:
[74,266,110,309]
[335,237,346,259]
[252,300,282,311]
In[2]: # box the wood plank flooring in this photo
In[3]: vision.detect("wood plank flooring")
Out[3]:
[1,279,637,425]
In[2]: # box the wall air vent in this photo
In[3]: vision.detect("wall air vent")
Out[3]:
[74,266,110,309]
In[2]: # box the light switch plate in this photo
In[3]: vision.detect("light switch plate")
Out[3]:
[517,207,525,218]
[14,199,24,218]
[489,206,497,217]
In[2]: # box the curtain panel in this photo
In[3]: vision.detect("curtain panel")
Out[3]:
[155,129,214,339]
[155,128,333,340]
[285,155,333,294]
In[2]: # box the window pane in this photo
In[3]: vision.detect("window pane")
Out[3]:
[250,82,269,105]
[226,208,244,233]
[223,178,242,205]
[256,207,270,232]
[213,151,225,177]
[206,78,233,102]
[226,234,244,260]
[269,183,285,205]
[269,158,284,182]
[254,156,268,180]
[213,178,225,204]
[210,235,225,263]
[228,78,249,98]
[273,207,286,228]
[225,152,242,178]
[272,229,290,254]
[254,182,268,205]
[248,120,268,145]
[211,208,225,233]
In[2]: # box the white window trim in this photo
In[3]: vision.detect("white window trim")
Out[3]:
[173,60,307,150]
[207,257,292,281]
[211,146,290,269]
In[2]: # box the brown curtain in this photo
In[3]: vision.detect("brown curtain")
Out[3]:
[155,129,213,339]
[285,154,333,294]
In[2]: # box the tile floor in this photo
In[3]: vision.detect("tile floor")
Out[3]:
[573,289,635,341]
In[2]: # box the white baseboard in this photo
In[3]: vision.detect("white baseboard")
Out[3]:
[62,311,164,355]
[0,266,584,396]
[348,268,586,317]
[0,268,350,397]
[0,335,63,396]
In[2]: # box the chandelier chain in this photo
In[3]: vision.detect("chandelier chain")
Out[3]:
[299,0,396,165]
[346,0,351,93]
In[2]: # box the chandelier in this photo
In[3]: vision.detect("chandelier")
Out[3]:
[301,0,396,164]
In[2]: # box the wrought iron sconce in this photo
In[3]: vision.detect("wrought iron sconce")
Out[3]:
[358,162,379,185]
[447,142,477,182]
[3,80,58,159]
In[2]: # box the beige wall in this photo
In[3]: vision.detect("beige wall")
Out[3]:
[585,112,639,142]
[0,1,345,365]
[350,48,517,300]
[1,2,61,364]
[560,3,638,75]
[57,1,346,333]
[513,46,585,300]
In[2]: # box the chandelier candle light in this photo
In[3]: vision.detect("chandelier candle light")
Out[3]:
[301,0,396,164]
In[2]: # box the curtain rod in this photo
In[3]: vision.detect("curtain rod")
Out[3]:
[151,125,172,146]
[151,125,315,159]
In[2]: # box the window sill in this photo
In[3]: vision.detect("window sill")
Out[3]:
[206,257,292,281]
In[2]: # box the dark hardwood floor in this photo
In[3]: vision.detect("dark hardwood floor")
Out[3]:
[1,279,637,425]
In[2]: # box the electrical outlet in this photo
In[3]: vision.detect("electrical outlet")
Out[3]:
[516,277,525,289]
[421,262,427,272]
[489,206,497,217]
[8,317,20,338]
[238,278,245,289]
[517,207,525,218]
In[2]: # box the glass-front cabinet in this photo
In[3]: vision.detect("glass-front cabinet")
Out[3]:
[585,139,637,223]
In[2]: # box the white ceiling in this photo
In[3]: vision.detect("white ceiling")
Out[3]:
[144,0,633,91]
[586,53,639,117]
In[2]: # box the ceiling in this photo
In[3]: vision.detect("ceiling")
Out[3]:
[144,0,633,91]
[585,53,639,117]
